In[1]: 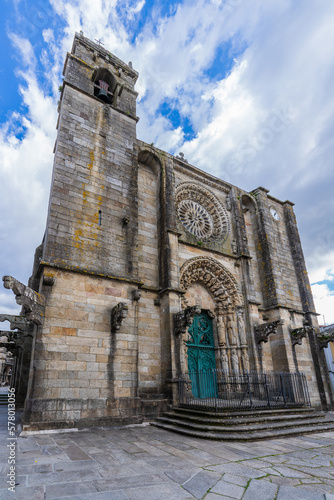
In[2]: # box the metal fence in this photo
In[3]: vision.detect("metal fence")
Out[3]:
[179,370,311,411]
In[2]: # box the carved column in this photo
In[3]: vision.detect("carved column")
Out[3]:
[215,305,229,373]
[236,306,249,373]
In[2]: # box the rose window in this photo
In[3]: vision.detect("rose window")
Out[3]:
[175,183,230,242]
[178,200,214,240]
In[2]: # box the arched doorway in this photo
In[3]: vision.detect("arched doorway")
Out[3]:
[186,310,216,398]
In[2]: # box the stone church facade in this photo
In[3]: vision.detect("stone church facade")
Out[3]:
[2,33,333,431]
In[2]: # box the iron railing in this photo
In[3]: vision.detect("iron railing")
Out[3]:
[179,370,311,411]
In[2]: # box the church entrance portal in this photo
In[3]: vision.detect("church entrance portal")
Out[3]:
[186,310,216,398]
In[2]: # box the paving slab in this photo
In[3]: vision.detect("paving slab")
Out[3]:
[183,470,221,498]
[124,483,195,499]
[243,479,278,499]
[221,473,249,486]
[206,462,269,478]
[276,484,326,499]
[45,480,98,498]
[210,478,245,498]
[164,468,199,485]
[52,492,129,500]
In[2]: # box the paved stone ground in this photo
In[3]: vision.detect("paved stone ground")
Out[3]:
[1,405,334,500]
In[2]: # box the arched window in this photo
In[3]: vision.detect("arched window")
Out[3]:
[93,68,115,104]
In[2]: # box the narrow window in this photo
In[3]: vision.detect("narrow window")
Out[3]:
[98,210,102,226]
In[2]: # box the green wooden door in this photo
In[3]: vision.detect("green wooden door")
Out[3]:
[186,311,217,398]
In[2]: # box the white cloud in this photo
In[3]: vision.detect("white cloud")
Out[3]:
[0,31,57,291]
[311,283,334,326]
[308,251,334,285]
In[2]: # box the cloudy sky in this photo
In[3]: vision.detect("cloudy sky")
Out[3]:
[1,0,333,324]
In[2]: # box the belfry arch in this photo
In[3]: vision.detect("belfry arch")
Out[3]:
[178,257,249,374]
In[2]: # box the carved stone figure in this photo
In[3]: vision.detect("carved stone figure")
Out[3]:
[2,276,45,325]
[174,305,201,336]
[254,320,284,344]
[236,307,247,345]
[227,314,238,346]
[0,314,33,333]
[231,348,239,372]
[241,347,250,373]
[216,315,226,346]
[111,302,129,333]
[221,348,229,372]
[317,324,334,349]
[290,326,312,346]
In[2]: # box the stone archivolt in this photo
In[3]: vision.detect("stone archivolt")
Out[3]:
[179,256,241,308]
[175,182,230,242]
[179,257,248,373]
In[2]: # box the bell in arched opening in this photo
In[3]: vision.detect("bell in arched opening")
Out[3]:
[93,68,115,104]
[96,80,111,103]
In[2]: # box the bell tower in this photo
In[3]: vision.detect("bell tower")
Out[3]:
[43,32,139,279]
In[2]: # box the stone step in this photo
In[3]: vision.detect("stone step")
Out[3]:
[151,418,334,441]
[176,405,315,419]
[156,414,328,433]
[163,410,325,427]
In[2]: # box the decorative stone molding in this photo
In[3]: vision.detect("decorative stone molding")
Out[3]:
[180,256,241,309]
[317,324,334,349]
[254,320,284,344]
[0,314,34,333]
[174,163,231,194]
[175,182,230,242]
[174,305,201,336]
[2,276,45,325]
[111,302,128,333]
[290,326,312,346]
